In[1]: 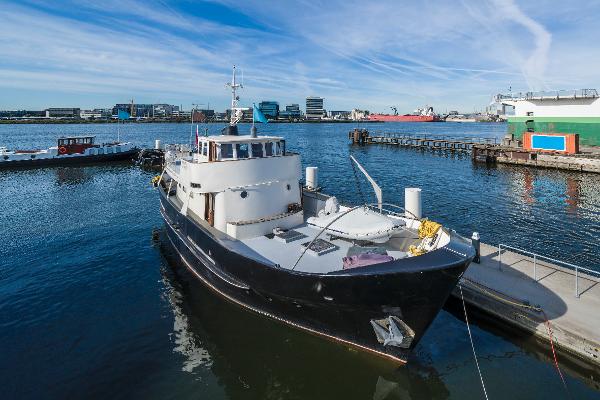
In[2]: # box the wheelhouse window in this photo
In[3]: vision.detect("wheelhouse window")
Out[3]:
[201,142,208,156]
[264,142,274,156]
[220,143,233,159]
[235,143,249,158]
[251,143,264,158]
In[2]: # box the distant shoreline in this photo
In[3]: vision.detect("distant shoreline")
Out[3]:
[0,119,503,125]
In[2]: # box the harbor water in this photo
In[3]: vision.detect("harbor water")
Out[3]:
[1,123,599,399]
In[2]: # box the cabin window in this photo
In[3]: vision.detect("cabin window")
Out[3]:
[526,111,534,116]
[235,143,249,158]
[265,142,274,156]
[251,143,264,158]
[202,142,208,156]
[274,141,281,156]
[220,144,233,159]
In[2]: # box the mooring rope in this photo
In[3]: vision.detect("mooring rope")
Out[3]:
[461,278,571,398]
[459,284,490,400]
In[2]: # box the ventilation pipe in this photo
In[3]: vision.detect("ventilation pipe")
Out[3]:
[405,188,422,219]
[306,167,319,190]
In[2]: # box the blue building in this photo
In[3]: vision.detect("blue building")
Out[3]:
[258,101,279,119]
[279,104,303,120]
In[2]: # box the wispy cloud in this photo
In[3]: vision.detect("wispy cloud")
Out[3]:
[0,1,597,112]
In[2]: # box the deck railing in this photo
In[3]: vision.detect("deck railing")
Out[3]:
[497,243,600,298]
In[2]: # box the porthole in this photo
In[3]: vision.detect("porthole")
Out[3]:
[286,184,291,190]
[31,154,36,159]
[240,190,248,198]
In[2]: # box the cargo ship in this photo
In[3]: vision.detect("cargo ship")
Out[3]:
[155,66,474,364]
[495,89,600,146]
[0,136,138,169]
[368,106,441,122]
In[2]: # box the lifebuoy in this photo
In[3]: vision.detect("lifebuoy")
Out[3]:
[59,146,67,154]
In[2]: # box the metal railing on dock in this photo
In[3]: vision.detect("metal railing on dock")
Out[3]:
[497,243,600,298]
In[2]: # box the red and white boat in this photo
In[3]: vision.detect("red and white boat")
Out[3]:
[0,136,138,169]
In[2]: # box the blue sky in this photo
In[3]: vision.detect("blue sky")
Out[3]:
[1,0,599,113]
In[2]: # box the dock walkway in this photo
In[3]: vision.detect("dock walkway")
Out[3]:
[453,243,600,367]
[352,131,497,151]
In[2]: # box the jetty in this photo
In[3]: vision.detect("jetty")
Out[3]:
[453,242,600,371]
[350,129,600,173]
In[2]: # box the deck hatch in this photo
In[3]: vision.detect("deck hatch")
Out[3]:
[274,229,307,243]
[301,238,338,256]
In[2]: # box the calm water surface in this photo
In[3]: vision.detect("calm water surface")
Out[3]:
[1,123,599,399]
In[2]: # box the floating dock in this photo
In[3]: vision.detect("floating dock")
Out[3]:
[453,242,600,370]
[350,129,600,173]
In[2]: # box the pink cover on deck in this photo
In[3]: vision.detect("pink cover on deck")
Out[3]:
[342,253,394,269]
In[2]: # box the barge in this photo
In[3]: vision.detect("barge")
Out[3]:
[0,136,138,169]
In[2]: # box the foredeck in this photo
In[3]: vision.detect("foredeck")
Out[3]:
[241,223,417,274]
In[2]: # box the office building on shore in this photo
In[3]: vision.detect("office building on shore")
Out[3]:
[112,103,180,118]
[46,108,81,118]
[279,104,303,120]
[258,101,279,119]
[305,97,324,120]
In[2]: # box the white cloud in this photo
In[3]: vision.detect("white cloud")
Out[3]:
[0,1,597,112]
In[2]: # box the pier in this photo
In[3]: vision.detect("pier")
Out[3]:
[452,242,600,371]
[350,129,600,173]
[349,129,497,151]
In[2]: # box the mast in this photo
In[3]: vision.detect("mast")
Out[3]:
[223,65,243,135]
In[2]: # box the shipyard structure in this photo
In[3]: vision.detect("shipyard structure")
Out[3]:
[496,89,600,147]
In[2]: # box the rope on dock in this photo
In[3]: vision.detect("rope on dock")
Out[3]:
[459,284,489,400]
[461,277,571,398]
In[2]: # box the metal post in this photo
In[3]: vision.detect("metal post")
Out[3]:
[498,244,502,271]
[471,232,480,263]
[575,267,579,298]
[533,254,537,281]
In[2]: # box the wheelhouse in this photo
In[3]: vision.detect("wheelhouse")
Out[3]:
[195,136,286,162]
[57,136,96,155]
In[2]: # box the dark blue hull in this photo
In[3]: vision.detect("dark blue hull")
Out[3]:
[159,189,473,363]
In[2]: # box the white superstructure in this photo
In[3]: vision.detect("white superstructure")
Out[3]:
[496,89,600,118]
[165,135,303,240]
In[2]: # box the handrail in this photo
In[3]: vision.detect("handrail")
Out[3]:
[497,243,600,298]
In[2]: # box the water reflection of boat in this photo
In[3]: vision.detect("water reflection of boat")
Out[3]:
[157,232,451,400]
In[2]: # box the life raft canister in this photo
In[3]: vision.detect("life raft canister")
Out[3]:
[58,146,67,154]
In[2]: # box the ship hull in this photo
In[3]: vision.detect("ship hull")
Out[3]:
[0,149,139,169]
[368,114,439,122]
[159,190,473,363]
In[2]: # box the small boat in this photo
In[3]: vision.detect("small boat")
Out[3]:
[0,136,138,169]
[155,67,475,363]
